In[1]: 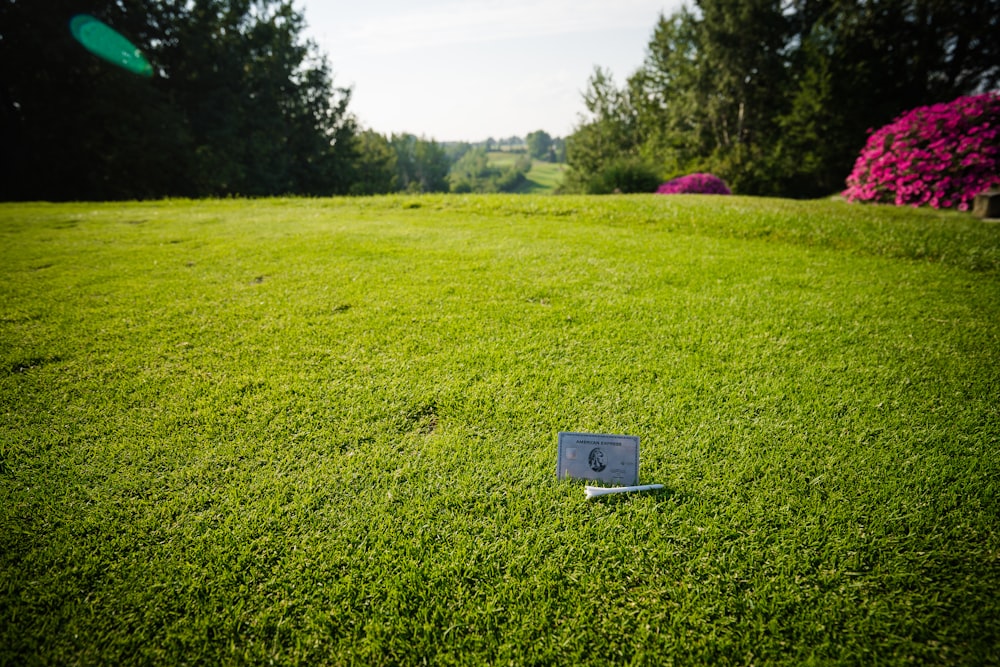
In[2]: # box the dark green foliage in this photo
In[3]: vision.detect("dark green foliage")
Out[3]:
[563,68,653,193]
[0,0,356,200]
[350,130,398,195]
[566,0,1000,197]
[525,131,567,163]
[574,158,661,194]
[552,137,567,163]
[350,135,536,195]
[390,134,451,193]
[445,141,474,163]
[525,129,553,161]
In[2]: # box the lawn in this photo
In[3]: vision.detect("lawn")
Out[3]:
[1,194,998,665]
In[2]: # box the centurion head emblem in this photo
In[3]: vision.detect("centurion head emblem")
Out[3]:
[588,447,606,472]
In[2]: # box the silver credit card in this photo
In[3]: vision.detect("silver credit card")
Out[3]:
[557,432,639,485]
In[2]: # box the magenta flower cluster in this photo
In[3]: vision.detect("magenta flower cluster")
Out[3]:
[843,92,1000,210]
[656,173,732,195]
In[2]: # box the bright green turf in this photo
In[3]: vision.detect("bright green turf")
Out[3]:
[2,195,998,665]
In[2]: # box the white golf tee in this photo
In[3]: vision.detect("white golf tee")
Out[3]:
[584,483,664,499]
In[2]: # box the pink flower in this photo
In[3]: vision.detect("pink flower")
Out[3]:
[656,173,732,195]
[843,92,1000,209]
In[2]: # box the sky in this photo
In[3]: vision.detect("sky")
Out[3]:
[297,0,685,143]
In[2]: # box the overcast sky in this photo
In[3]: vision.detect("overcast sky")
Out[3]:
[297,0,684,142]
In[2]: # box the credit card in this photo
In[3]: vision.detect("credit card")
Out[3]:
[557,432,639,485]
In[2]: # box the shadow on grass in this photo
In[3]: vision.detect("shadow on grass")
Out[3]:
[580,485,685,507]
[1,355,64,376]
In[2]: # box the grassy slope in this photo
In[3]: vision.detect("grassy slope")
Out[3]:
[519,161,567,193]
[487,151,566,193]
[1,195,998,665]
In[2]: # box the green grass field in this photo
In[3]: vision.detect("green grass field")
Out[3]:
[2,194,999,665]
[487,151,567,193]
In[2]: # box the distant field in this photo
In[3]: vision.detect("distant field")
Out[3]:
[487,151,567,193]
[485,150,525,167]
[2,194,999,665]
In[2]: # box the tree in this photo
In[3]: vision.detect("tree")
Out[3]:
[1,0,186,199]
[350,130,397,195]
[776,0,1000,196]
[391,134,450,193]
[526,130,553,161]
[445,142,473,163]
[565,0,1000,197]
[631,0,792,194]
[0,0,356,200]
[564,67,659,193]
[629,9,714,178]
[552,137,567,163]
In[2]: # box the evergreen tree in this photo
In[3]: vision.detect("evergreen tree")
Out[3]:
[777,0,1000,196]
[350,130,397,195]
[565,0,1000,197]
[564,67,659,193]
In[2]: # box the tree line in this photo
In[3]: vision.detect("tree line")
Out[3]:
[13,0,983,201]
[1,0,356,200]
[564,0,1000,197]
[349,132,564,195]
[0,0,567,201]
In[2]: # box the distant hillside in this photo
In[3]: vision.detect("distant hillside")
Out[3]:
[487,152,566,194]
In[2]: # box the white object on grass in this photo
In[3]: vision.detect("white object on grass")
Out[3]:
[584,483,664,499]
[557,432,640,485]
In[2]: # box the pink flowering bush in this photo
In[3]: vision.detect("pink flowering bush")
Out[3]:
[656,173,732,195]
[843,92,1000,210]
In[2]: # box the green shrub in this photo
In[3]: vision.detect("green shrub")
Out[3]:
[586,159,661,194]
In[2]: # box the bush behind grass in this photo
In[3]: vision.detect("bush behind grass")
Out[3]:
[1,195,999,664]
